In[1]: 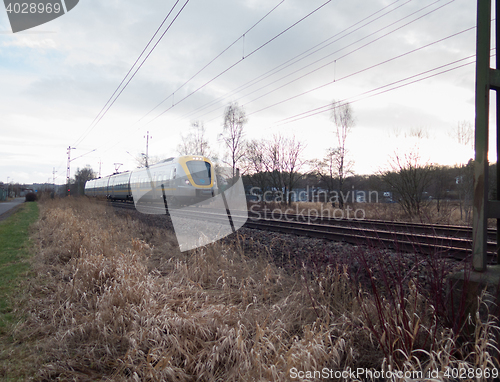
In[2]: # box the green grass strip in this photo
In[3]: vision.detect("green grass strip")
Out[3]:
[0,202,39,333]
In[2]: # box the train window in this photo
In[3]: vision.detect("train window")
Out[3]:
[186,161,211,186]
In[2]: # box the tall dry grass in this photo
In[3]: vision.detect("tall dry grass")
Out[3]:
[14,197,500,381]
[255,200,475,226]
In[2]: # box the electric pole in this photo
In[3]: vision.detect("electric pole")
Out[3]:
[144,131,152,167]
[66,146,75,195]
[53,167,57,195]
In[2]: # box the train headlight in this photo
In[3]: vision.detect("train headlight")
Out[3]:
[185,179,190,185]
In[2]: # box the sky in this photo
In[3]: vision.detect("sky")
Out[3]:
[0,0,487,185]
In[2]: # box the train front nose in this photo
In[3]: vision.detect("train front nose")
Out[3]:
[185,159,213,203]
[196,188,214,199]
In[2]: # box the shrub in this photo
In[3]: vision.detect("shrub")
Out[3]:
[25,192,37,202]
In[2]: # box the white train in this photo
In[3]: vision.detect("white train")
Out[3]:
[84,155,215,205]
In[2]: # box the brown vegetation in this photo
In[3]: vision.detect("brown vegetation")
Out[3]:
[254,200,476,226]
[10,197,500,380]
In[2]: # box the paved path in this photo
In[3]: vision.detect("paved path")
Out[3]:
[0,198,25,221]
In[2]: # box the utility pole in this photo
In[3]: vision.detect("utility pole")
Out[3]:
[144,131,152,167]
[472,0,500,271]
[66,146,75,196]
[98,159,102,178]
[52,167,57,195]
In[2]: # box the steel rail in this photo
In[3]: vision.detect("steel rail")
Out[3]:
[107,201,497,261]
[249,207,496,241]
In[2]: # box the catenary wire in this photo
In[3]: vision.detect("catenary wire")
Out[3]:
[60,0,191,179]
[199,0,456,124]
[95,0,335,161]
[82,0,467,178]
[72,0,192,149]
[274,54,479,126]
[136,0,287,124]
[106,0,451,150]
[245,25,475,118]
[173,0,409,123]
[241,0,455,111]
[96,0,289,156]
[71,0,183,148]
[145,0,334,125]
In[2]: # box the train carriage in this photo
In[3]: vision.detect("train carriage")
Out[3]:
[84,155,215,205]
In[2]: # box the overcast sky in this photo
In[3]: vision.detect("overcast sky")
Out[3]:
[0,0,485,185]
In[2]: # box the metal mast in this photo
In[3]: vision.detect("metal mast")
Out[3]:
[472,0,500,271]
[66,146,75,195]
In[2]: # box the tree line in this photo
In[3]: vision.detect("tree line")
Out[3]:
[70,100,485,221]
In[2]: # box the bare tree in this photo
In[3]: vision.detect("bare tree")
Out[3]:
[221,102,247,176]
[450,120,474,221]
[405,127,429,140]
[258,134,307,204]
[453,120,474,147]
[429,165,452,215]
[243,139,269,195]
[331,100,355,207]
[383,149,433,219]
[316,146,354,205]
[177,121,211,157]
[315,148,337,196]
[134,154,162,168]
[261,135,285,200]
[281,135,307,204]
[455,160,474,222]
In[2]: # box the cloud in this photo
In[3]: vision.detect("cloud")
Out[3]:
[0,0,479,182]
[2,36,58,49]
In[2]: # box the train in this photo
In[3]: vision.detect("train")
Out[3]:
[84,155,215,205]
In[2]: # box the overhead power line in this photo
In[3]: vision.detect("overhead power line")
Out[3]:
[178,0,457,126]
[136,0,287,124]
[245,25,475,118]
[175,0,410,123]
[72,0,192,148]
[145,0,334,125]
[96,0,288,156]
[275,54,478,126]
[242,0,456,111]
[87,0,469,172]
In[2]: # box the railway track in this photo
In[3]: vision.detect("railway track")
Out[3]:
[108,200,498,262]
[253,208,496,240]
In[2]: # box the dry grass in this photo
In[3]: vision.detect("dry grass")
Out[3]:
[256,200,476,226]
[12,197,500,381]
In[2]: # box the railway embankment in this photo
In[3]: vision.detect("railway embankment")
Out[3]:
[2,197,499,381]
